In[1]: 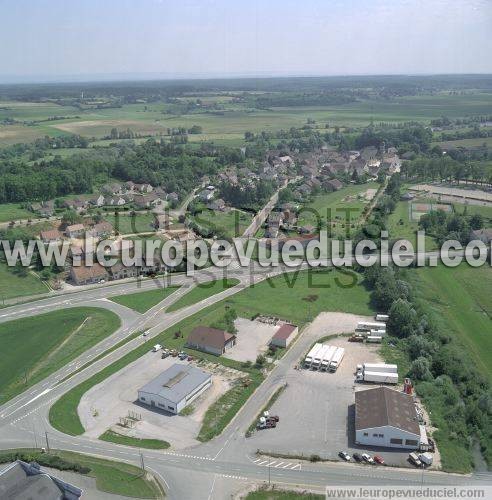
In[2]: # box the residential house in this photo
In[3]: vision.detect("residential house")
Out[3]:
[104,195,126,206]
[101,182,123,195]
[167,192,179,203]
[199,189,214,202]
[324,179,343,192]
[360,146,378,162]
[90,194,105,207]
[299,224,316,234]
[207,198,226,212]
[470,228,492,244]
[186,326,236,356]
[65,223,85,238]
[90,221,114,238]
[135,183,154,193]
[109,262,139,280]
[70,263,109,285]
[133,193,164,209]
[40,229,63,243]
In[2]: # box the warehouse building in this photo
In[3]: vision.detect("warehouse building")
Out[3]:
[138,364,211,414]
[355,387,421,449]
[270,323,298,348]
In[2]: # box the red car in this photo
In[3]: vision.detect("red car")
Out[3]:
[373,455,385,465]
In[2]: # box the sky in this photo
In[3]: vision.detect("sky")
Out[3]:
[1,0,491,82]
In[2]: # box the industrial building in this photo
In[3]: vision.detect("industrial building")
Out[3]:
[138,364,211,414]
[270,323,298,348]
[355,387,421,449]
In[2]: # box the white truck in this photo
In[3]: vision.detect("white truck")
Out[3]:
[357,321,386,332]
[320,345,337,371]
[357,370,398,384]
[375,314,389,322]
[366,335,382,343]
[363,363,397,373]
[152,344,162,352]
[419,453,433,466]
[304,343,322,367]
[329,347,345,372]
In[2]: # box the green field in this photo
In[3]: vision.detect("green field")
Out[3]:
[103,212,155,234]
[296,183,379,237]
[0,203,33,222]
[110,286,179,313]
[0,264,49,302]
[99,429,170,450]
[432,136,492,150]
[191,208,253,237]
[0,307,120,405]
[414,264,492,379]
[0,449,163,498]
[386,201,438,250]
[49,269,372,437]
[3,92,492,146]
[166,278,240,312]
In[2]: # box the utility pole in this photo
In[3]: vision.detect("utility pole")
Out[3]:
[140,452,145,472]
[45,431,50,453]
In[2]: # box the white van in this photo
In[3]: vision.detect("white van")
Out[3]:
[152,344,162,352]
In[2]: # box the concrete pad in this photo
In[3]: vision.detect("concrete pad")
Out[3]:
[224,317,278,363]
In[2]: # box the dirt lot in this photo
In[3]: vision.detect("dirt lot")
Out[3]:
[224,318,278,363]
[78,354,242,449]
[410,184,492,203]
[246,313,419,467]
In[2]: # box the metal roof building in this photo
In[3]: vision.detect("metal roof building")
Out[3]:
[138,363,211,414]
[355,387,421,449]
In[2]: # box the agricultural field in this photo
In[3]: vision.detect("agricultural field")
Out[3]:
[432,136,492,150]
[3,92,492,146]
[190,208,253,238]
[109,286,179,313]
[413,264,492,379]
[0,307,120,405]
[296,182,379,237]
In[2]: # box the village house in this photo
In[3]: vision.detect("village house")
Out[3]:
[65,223,85,238]
[207,198,226,211]
[470,228,492,244]
[104,195,127,207]
[90,221,114,238]
[70,263,109,285]
[199,188,214,202]
[90,194,105,207]
[133,193,164,209]
[154,214,171,230]
[101,182,123,196]
[40,228,63,243]
[324,179,344,192]
[109,262,139,280]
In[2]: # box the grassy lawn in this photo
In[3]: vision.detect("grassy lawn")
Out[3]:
[413,264,492,379]
[49,269,372,438]
[0,264,49,302]
[297,183,379,237]
[386,201,438,250]
[166,278,240,312]
[0,449,163,498]
[0,307,120,405]
[245,489,323,500]
[103,212,155,234]
[99,429,170,450]
[110,286,179,313]
[191,208,253,237]
[0,203,33,222]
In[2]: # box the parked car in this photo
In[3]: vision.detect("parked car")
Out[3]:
[170,349,178,357]
[353,453,362,462]
[161,351,170,359]
[142,330,150,337]
[373,455,385,465]
[152,344,162,352]
[338,451,351,461]
[178,351,188,360]
[361,453,374,464]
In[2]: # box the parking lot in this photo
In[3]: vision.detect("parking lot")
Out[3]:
[247,336,415,467]
[78,352,241,449]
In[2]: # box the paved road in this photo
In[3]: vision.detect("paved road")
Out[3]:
[0,252,489,499]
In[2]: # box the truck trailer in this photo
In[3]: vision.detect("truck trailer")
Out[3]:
[356,321,386,332]
[329,347,345,372]
[357,370,398,384]
[375,314,389,322]
[362,363,397,373]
